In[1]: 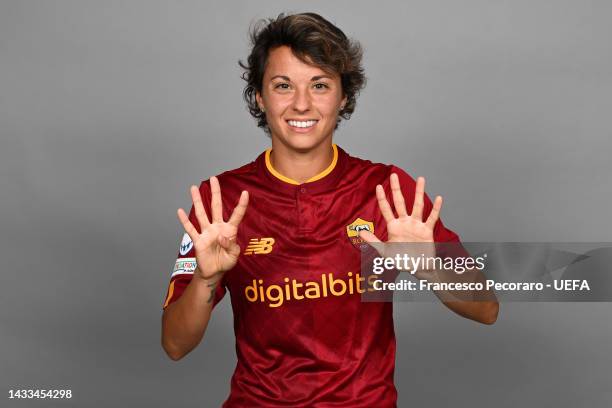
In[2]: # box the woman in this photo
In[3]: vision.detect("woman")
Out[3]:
[161,12,498,407]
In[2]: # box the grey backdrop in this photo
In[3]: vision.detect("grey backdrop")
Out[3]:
[2,1,612,407]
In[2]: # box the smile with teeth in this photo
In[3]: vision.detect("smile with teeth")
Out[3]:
[287,120,318,128]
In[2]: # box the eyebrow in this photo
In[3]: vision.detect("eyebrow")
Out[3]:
[270,75,333,81]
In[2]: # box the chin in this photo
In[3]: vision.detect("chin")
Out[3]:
[274,122,332,152]
[283,135,324,152]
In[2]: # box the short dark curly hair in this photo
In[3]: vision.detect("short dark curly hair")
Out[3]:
[238,12,367,134]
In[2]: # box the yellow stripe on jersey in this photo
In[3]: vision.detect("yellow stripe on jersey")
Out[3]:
[163,280,175,309]
[307,143,338,182]
[265,143,338,185]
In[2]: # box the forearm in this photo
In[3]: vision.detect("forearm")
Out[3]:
[414,267,499,324]
[441,299,499,324]
[161,269,221,360]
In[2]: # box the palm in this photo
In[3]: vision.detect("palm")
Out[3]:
[359,174,442,258]
[387,216,433,243]
[177,176,249,279]
[193,222,239,277]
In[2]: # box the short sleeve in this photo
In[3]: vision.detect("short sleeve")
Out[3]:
[162,180,227,310]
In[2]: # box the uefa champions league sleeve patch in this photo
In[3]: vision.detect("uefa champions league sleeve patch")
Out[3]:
[171,258,197,277]
[179,232,194,256]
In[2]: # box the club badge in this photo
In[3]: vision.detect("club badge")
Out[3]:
[346,217,374,250]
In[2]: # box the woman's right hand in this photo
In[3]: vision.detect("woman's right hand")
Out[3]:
[177,176,249,280]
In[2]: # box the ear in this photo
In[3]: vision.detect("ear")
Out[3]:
[340,94,348,109]
[255,91,264,111]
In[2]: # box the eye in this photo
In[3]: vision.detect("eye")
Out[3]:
[274,83,290,89]
[313,83,329,89]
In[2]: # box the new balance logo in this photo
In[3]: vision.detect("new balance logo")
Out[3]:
[244,238,275,255]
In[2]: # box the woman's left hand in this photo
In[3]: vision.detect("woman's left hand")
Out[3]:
[358,173,442,262]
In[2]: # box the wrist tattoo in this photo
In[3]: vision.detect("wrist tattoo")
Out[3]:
[206,278,220,304]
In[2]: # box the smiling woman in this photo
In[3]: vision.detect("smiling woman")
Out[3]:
[239,13,367,182]
[239,12,366,134]
[161,11,498,408]
[258,46,345,148]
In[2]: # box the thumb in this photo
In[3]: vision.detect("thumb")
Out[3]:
[358,230,385,257]
[358,230,381,244]
[218,235,240,256]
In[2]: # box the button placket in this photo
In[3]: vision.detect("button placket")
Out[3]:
[298,186,316,234]
[295,186,302,234]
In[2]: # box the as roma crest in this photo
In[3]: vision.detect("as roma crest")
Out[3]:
[346,217,374,249]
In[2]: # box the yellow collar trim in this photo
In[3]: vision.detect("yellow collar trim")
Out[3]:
[265,144,338,185]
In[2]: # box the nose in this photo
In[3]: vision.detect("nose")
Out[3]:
[291,87,312,113]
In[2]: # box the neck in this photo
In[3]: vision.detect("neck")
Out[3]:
[269,139,335,184]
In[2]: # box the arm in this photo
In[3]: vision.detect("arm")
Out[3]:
[413,266,499,325]
[161,268,221,360]
[360,172,499,325]
[161,177,248,360]
[442,299,499,325]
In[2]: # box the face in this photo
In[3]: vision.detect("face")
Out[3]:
[256,45,347,152]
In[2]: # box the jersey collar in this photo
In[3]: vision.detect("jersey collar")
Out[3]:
[264,143,339,185]
[259,143,347,194]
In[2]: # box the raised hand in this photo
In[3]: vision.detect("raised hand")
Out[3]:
[358,173,442,260]
[177,176,249,280]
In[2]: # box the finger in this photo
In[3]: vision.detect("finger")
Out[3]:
[190,185,211,228]
[425,195,443,229]
[358,229,381,244]
[177,208,198,241]
[218,235,241,257]
[228,190,249,227]
[411,177,425,221]
[227,241,241,257]
[376,184,395,222]
[210,176,223,223]
[358,230,385,257]
[218,234,230,249]
[390,173,408,217]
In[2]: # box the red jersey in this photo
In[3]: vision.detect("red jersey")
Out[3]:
[163,144,461,407]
